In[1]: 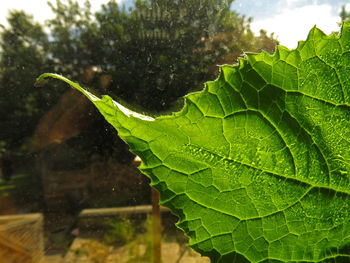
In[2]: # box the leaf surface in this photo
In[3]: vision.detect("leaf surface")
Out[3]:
[36,23,350,262]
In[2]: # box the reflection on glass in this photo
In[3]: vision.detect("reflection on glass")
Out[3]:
[1,0,344,262]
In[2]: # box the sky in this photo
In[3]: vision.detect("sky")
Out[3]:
[0,0,349,49]
[232,0,350,49]
[0,0,123,28]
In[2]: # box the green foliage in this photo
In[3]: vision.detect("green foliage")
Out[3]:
[0,0,277,161]
[93,0,277,112]
[0,174,43,206]
[340,5,350,23]
[0,11,52,149]
[104,217,134,245]
[37,22,350,262]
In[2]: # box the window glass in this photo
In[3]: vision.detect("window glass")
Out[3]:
[0,0,347,262]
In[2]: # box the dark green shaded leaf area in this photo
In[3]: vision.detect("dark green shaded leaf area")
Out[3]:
[37,23,350,262]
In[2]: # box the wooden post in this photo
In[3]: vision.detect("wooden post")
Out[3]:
[134,156,162,263]
[151,188,162,263]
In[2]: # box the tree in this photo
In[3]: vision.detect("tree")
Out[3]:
[0,11,52,151]
[340,5,350,23]
[93,0,279,111]
[46,0,100,80]
[0,0,279,170]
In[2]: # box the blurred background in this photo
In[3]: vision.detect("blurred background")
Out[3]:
[0,0,348,262]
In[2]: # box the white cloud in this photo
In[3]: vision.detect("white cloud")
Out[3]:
[345,3,350,12]
[0,0,53,28]
[0,0,124,29]
[251,3,341,49]
[286,0,301,6]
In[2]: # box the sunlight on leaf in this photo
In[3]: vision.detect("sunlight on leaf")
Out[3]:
[36,23,350,262]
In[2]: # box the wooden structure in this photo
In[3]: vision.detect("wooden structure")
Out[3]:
[78,204,169,230]
[0,213,44,263]
[76,205,169,263]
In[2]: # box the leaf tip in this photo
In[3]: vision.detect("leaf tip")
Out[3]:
[34,73,51,87]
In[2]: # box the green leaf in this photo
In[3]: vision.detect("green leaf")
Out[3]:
[36,23,350,262]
